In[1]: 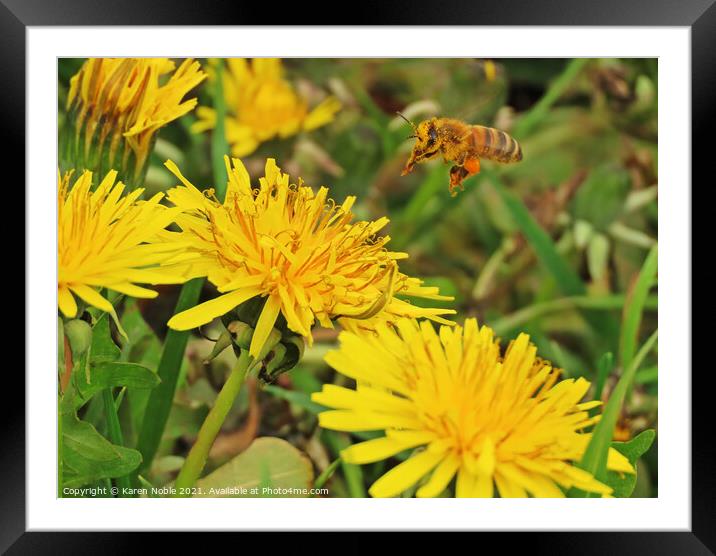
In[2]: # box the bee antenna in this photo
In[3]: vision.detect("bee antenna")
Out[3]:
[396,111,417,132]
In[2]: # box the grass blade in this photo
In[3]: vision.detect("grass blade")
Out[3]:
[313,457,341,493]
[513,58,589,138]
[134,278,203,475]
[323,431,366,498]
[490,294,657,337]
[620,245,658,373]
[592,352,614,405]
[488,172,619,346]
[490,175,584,295]
[102,388,131,497]
[210,59,229,202]
[573,329,658,497]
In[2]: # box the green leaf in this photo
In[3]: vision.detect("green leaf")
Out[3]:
[194,437,314,497]
[74,362,160,407]
[605,430,656,498]
[587,233,610,281]
[62,414,142,488]
[620,245,658,373]
[572,166,631,232]
[90,313,121,364]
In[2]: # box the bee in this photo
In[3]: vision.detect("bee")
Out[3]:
[398,113,523,196]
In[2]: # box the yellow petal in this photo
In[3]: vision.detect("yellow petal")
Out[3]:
[216,274,265,293]
[109,282,158,299]
[70,283,114,314]
[231,137,259,158]
[69,283,127,340]
[455,469,476,498]
[168,288,260,331]
[341,436,419,465]
[416,454,459,498]
[369,450,443,498]
[303,96,341,131]
[249,294,281,358]
[317,410,422,432]
[58,286,78,318]
[494,470,528,498]
[607,447,636,474]
[472,473,494,498]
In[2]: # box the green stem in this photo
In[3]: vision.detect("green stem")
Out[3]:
[174,350,253,495]
[102,388,131,497]
[313,457,341,495]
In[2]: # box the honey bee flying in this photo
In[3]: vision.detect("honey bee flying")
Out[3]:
[398,113,523,196]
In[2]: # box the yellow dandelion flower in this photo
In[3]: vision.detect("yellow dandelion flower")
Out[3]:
[65,58,206,182]
[312,318,635,498]
[58,169,187,326]
[191,58,341,157]
[164,156,454,359]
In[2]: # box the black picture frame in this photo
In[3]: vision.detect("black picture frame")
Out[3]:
[9,1,705,552]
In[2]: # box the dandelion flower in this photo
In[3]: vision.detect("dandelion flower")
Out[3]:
[192,58,341,157]
[164,156,454,358]
[58,169,186,325]
[312,318,635,498]
[65,58,206,182]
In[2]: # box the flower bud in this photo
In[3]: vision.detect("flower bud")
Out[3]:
[259,334,306,383]
[203,328,233,364]
[63,319,92,359]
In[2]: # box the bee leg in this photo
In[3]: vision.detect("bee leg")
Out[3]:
[449,165,469,196]
[464,156,481,176]
[448,157,481,196]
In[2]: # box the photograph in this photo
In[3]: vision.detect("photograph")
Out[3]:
[55,56,660,501]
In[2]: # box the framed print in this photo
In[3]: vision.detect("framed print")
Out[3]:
[8,0,708,551]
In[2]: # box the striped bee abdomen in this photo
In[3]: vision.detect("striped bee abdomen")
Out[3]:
[471,125,523,163]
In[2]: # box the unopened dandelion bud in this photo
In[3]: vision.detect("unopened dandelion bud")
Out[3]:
[226,321,254,350]
[255,328,282,362]
[63,319,92,359]
[259,334,306,383]
[259,343,287,383]
[203,328,233,363]
[62,58,206,186]
[225,320,281,363]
